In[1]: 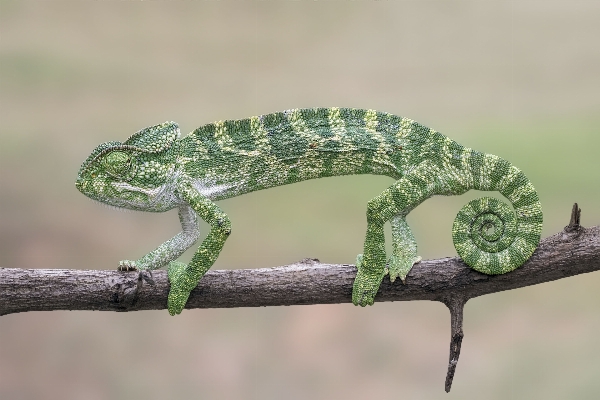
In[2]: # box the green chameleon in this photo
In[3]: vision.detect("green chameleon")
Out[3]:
[76,108,543,315]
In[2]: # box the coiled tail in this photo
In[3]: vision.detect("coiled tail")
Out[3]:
[452,152,543,274]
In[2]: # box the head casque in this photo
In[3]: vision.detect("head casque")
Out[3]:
[76,122,181,212]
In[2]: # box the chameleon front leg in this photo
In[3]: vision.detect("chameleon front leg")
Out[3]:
[353,162,447,306]
[118,204,201,271]
[167,181,232,315]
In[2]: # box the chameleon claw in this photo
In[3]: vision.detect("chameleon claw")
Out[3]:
[118,260,138,272]
[387,255,422,284]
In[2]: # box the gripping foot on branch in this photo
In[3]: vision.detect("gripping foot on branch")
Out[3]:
[167,261,194,316]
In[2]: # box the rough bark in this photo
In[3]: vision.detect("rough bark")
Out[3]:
[1,205,598,391]
[2,222,597,315]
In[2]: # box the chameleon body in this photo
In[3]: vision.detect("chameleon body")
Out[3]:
[76,108,543,315]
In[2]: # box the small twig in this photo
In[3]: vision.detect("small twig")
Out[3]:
[565,203,581,232]
[443,296,466,392]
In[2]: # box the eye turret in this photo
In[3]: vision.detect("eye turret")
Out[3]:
[103,151,132,178]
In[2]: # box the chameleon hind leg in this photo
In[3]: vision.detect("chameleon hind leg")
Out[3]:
[353,215,420,304]
[353,161,448,306]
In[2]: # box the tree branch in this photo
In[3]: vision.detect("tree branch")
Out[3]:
[1,205,598,391]
[2,221,597,314]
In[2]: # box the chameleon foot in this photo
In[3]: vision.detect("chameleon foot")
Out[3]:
[352,254,385,307]
[386,254,422,283]
[118,260,138,272]
[388,215,420,283]
[167,261,194,316]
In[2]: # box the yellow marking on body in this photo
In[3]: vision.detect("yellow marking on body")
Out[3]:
[364,109,394,172]
[364,109,378,132]
[441,136,453,159]
[494,250,509,266]
[249,114,290,187]
[498,166,522,195]
[439,136,465,191]
[287,108,323,145]
[398,117,414,138]
[478,252,491,267]
[328,107,346,142]
[214,120,236,152]
[508,181,536,204]
[461,147,474,188]
[250,115,270,150]
[479,154,501,191]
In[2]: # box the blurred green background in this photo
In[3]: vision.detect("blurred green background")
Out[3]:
[1,1,599,399]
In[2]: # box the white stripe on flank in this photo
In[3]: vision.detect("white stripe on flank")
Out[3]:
[191,178,238,200]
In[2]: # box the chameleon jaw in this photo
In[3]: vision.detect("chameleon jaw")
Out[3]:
[111,181,180,212]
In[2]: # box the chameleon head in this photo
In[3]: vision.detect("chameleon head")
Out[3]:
[76,122,181,212]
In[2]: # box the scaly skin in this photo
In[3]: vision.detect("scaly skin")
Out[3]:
[76,108,543,315]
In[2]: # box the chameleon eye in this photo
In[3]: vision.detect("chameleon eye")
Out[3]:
[103,151,131,178]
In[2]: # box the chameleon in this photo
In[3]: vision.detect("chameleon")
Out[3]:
[76,108,543,315]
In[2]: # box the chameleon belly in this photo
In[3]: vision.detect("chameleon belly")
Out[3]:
[76,107,543,314]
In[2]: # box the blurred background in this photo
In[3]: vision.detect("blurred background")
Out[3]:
[1,1,599,399]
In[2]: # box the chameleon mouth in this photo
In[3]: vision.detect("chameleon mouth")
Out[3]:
[75,177,87,194]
